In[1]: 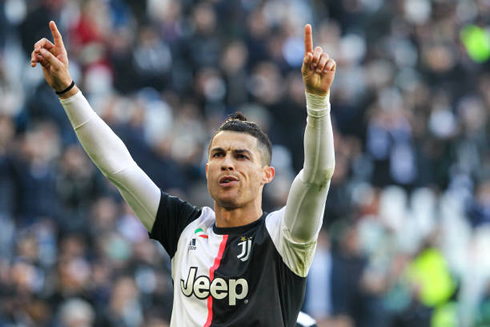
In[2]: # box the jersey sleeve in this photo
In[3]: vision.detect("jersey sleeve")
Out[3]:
[284,92,334,242]
[149,191,201,258]
[60,91,161,231]
[272,92,335,277]
[266,208,317,278]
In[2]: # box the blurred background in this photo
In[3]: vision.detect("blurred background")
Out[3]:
[1,0,490,326]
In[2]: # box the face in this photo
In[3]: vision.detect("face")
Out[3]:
[206,131,274,210]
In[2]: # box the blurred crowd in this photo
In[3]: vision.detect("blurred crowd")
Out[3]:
[1,0,490,326]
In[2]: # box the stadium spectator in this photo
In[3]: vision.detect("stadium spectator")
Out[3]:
[1,0,490,325]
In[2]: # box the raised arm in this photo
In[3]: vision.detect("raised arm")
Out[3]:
[31,21,160,231]
[283,24,336,242]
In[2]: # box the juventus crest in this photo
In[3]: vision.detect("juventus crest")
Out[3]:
[237,237,252,262]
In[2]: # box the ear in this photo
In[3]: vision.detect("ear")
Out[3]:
[205,163,209,179]
[262,166,275,185]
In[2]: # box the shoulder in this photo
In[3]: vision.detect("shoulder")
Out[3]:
[265,207,286,232]
[173,206,216,234]
[194,206,216,228]
[264,206,317,277]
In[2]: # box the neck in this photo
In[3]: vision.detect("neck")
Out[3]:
[214,200,263,228]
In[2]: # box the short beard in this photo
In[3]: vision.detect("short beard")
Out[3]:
[215,198,240,210]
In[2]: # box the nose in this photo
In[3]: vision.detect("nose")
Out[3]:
[221,154,235,171]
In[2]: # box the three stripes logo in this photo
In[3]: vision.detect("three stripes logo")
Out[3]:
[188,228,208,251]
[188,238,197,250]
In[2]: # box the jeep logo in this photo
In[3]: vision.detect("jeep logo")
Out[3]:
[180,267,248,306]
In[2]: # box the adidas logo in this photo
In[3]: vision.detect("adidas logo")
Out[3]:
[188,238,197,250]
[188,228,208,251]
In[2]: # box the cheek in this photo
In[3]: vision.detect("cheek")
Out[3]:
[248,169,264,186]
[206,162,217,177]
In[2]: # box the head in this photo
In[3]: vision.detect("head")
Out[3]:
[206,113,275,210]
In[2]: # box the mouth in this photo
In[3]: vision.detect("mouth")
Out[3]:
[219,176,239,187]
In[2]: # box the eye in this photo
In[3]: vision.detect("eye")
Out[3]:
[237,154,249,160]
[212,152,224,158]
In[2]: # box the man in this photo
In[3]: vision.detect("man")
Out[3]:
[31,21,335,326]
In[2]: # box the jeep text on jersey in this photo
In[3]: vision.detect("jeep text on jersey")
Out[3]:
[180,267,249,306]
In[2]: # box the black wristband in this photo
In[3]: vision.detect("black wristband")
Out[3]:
[55,81,75,95]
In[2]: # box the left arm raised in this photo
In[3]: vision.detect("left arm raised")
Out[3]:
[283,24,336,242]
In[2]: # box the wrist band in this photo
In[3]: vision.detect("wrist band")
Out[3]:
[56,81,75,95]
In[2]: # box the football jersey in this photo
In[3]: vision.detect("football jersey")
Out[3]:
[150,191,317,327]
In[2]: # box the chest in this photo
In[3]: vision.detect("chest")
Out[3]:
[174,223,274,279]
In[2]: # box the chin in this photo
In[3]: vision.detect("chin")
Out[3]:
[215,197,240,210]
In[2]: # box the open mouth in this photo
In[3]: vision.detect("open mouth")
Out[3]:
[219,176,239,187]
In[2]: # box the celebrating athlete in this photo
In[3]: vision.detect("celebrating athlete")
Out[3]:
[31,21,335,326]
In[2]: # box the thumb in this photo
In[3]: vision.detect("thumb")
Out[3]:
[302,52,314,75]
[38,48,63,69]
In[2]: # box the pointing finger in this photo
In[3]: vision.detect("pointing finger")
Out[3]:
[304,24,313,54]
[49,21,65,49]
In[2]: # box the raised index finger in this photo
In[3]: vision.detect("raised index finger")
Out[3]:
[49,21,65,48]
[304,24,313,54]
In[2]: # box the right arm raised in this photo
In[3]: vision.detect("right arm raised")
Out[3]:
[60,92,160,231]
[31,21,160,231]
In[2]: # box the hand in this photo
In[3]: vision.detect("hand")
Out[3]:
[31,21,77,98]
[301,24,336,96]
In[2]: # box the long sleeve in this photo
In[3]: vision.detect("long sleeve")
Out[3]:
[60,91,161,231]
[283,92,335,242]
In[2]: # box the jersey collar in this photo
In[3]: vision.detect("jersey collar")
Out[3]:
[213,212,267,235]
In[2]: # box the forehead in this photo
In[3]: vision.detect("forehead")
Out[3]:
[210,131,259,152]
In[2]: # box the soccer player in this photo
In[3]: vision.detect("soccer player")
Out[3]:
[31,21,335,326]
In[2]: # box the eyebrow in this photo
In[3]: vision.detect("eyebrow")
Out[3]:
[234,149,254,157]
[210,147,254,157]
[210,147,225,154]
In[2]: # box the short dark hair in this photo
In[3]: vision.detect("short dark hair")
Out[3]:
[210,112,273,166]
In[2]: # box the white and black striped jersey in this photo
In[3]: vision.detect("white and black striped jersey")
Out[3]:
[60,91,334,327]
[150,192,317,327]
